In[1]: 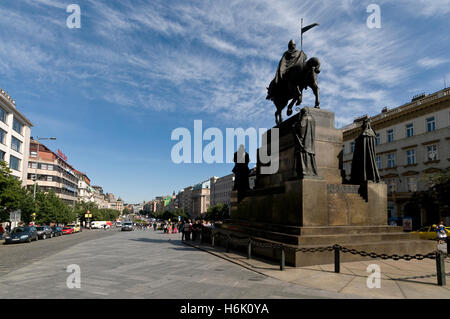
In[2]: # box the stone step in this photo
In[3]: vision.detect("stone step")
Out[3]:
[299,225,405,236]
[297,232,418,245]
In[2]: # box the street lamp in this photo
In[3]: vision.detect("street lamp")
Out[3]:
[33,137,56,200]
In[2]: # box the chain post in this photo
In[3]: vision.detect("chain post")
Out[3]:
[334,245,340,273]
[436,250,446,286]
[248,238,252,260]
[280,246,285,271]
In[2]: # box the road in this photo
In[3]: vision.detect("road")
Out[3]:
[0,228,356,299]
[0,229,117,277]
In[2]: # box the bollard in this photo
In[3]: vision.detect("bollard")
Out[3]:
[280,247,285,271]
[212,234,215,247]
[436,251,446,286]
[334,245,340,273]
[248,239,252,260]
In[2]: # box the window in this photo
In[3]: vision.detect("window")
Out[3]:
[406,123,414,138]
[0,106,6,123]
[406,149,416,165]
[387,179,397,193]
[11,136,22,153]
[47,176,53,182]
[387,129,394,143]
[375,133,380,146]
[427,145,438,161]
[0,150,4,161]
[41,164,48,170]
[12,118,23,134]
[342,144,345,154]
[28,162,38,169]
[47,164,54,171]
[407,177,417,192]
[426,117,436,132]
[30,151,37,158]
[0,128,6,144]
[351,142,355,153]
[387,153,396,168]
[376,156,381,170]
[9,155,20,171]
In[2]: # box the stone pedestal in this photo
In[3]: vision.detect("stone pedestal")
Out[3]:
[219,108,436,266]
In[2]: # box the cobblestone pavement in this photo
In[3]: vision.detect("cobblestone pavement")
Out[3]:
[0,229,361,299]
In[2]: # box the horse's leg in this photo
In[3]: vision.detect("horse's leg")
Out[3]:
[286,99,296,116]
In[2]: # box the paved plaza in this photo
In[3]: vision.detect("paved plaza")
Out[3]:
[1,229,449,299]
[0,229,357,299]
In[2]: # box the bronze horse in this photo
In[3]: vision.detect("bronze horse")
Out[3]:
[267,57,321,125]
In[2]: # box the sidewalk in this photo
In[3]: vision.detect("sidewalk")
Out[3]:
[183,240,450,299]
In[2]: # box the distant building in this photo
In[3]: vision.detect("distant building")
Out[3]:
[0,88,33,185]
[342,87,450,228]
[74,170,95,203]
[191,180,211,218]
[27,139,79,206]
[210,174,234,207]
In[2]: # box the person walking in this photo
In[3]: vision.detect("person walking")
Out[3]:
[437,220,447,245]
[0,224,4,240]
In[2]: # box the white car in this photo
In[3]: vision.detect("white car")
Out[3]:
[90,221,110,229]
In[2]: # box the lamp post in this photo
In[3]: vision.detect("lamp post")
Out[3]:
[33,137,56,201]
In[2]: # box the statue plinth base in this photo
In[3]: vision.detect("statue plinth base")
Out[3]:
[220,108,434,267]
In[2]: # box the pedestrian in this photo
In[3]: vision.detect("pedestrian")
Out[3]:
[153,222,157,231]
[437,220,447,245]
[179,222,185,240]
[0,224,4,240]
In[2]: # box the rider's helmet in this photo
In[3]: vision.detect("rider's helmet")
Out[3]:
[288,39,296,51]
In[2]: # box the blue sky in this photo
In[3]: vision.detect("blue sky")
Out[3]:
[0,0,449,203]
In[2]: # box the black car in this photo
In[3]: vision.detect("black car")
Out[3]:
[4,226,38,244]
[36,226,53,239]
[51,226,63,237]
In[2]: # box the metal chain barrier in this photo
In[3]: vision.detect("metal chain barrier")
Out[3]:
[204,230,447,285]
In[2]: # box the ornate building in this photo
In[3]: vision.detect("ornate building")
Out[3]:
[342,88,450,228]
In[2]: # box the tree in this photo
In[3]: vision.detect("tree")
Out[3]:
[412,168,450,223]
[205,203,230,221]
[0,161,26,223]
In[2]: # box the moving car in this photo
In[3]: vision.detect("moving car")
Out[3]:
[67,224,81,233]
[4,226,38,244]
[62,226,74,235]
[412,226,450,240]
[121,222,133,231]
[51,226,63,237]
[91,221,110,229]
[36,226,53,239]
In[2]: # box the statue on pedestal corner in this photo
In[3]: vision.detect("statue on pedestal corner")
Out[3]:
[350,118,381,185]
[292,107,318,178]
[232,145,250,202]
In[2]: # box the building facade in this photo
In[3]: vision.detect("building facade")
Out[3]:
[191,180,210,218]
[74,170,95,203]
[0,88,33,185]
[210,174,234,207]
[342,88,450,228]
[27,139,79,206]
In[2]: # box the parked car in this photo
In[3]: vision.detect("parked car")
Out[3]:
[412,226,450,240]
[121,222,133,231]
[62,226,74,235]
[4,226,38,244]
[116,221,122,227]
[36,226,53,239]
[67,224,81,233]
[51,226,63,237]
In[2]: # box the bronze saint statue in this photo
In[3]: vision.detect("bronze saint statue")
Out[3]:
[232,145,250,201]
[350,118,381,184]
[292,107,318,178]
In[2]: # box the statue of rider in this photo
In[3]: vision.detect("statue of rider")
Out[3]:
[274,39,307,86]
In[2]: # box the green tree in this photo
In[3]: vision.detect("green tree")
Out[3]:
[0,161,26,223]
[205,203,230,221]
